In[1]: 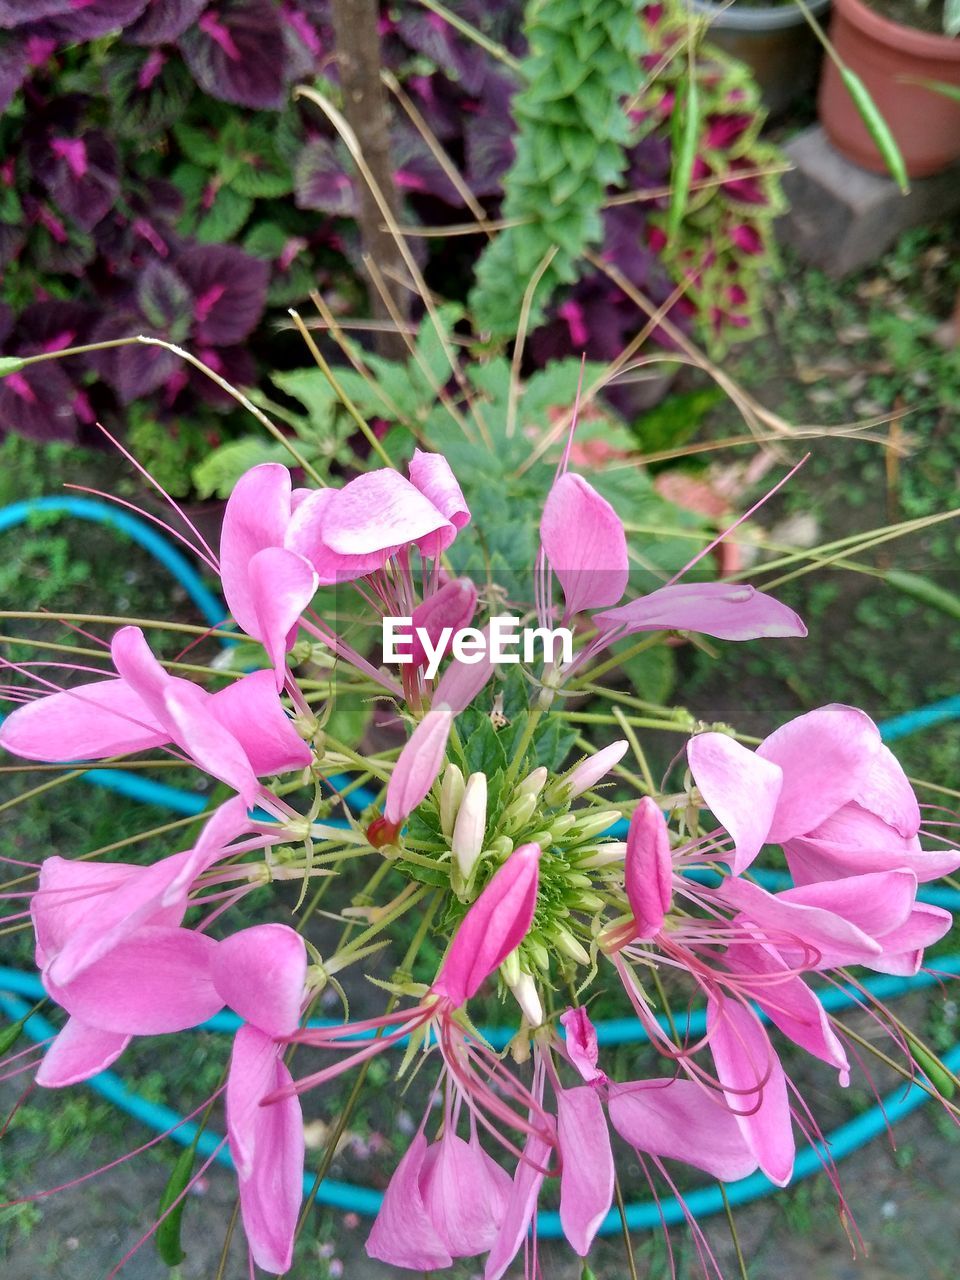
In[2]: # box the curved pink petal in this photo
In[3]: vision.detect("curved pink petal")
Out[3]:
[411,577,478,668]
[719,876,886,970]
[556,1086,614,1256]
[777,868,917,938]
[757,704,880,843]
[432,626,497,713]
[0,677,166,762]
[43,852,195,986]
[366,1133,453,1271]
[433,843,541,1006]
[109,625,176,725]
[784,825,960,886]
[560,1006,604,1083]
[213,924,307,1038]
[483,1126,554,1280]
[687,733,782,873]
[706,998,795,1186]
[384,706,452,825]
[163,681,259,806]
[36,1017,130,1089]
[408,449,470,552]
[725,942,849,1083]
[247,546,318,687]
[32,858,147,970]
[866,903,952,976]
[852,744,920,837]
[567,740,629,800]
[421,1130,509,1256]
[227,1025,304,1274]
[220,463,293,639]
[210,670,312,775]
[540,473,628,617]
[595,581,806,642]
[607,1078,759,1182]
[625,797,672,939]
[327,469,454,555]
[47,925,222,1035]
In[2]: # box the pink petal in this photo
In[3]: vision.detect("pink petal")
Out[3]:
[36,1017,131,1088]
[560,1006,604,1083]
[852,744,920,837]
[566,740,629,799]
[556,1086,614,1255]
[43,852,194,985]
[719,876,886,970]
[408,449,470,552]
[282,487,342,583]
[227,1026,304,1274]
[757,704,880,842]
[0,677,166,762]
[624,798,672,939]
[325,471,455,556]
[219,463,293,639]
[687,733,782,873]
[210,670,312,775]
[47,925,223,1034]
[421,1130,509,1256]
[595,581,807,641]
[784,826,960,886]
[866,903,952,976]
[109,625,176,725]
[432,627,497,713]
[366,1134,453,1271]
[540,472,628,617]
[608,1078,759,1182]
[163,681,259,806]
[410,577,478,668]
[433,843,541,1006]
[777,868,917,938]
[707,998,795,1186]
[213,924,307,1038]
[247,546,318,687]
[483,1127,554,1280]
[724,942,849,1083]
[32,858,147,970]
[384,706,452,825]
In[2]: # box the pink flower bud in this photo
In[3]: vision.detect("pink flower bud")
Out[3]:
[566,740,629,799]
[383,706,452,826]
[625,798,672,939]
[432,843,541,1006]
[410,577,478,670]
[560,1006,605,1083]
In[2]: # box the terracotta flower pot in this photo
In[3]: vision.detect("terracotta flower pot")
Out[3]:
[687,0,831,116]
[818,0,960,178]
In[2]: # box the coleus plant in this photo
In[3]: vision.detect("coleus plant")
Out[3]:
[1,336,959,1275]
[0,0,783,468]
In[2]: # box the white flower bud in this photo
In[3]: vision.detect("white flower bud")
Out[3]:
[516,765,548,799]
[576,840,627,868]
[452,771,487,880]
[508,970,544,1027]
[439,762,465,838]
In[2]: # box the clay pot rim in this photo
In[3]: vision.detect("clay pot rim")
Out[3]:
[686,0,829,30]
[833,0,960,59]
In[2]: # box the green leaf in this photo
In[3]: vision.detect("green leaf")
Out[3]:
[458,708,509,775]
[194,187,254,244]
[633,387,725,454]
[192,438,301,500]
[839,67,910,195]
[156,1146,195,1266]
[667,66,700,240]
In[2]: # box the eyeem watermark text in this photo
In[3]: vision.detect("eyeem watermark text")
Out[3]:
[383,616,573,680]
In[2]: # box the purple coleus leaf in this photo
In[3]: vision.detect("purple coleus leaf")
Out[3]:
[30,128,119,231]
[91,310,181,404]
[179,0,288,110]
[0,0,73,27]
[294,136,357,216]
[0,301,93,443]
[34,0,150,41]
[136,258,193,343]
[464,87,517,197]
[0,35,30,113]
[176,244,269,346]
[392,123,464,207]
[124,0,207,45]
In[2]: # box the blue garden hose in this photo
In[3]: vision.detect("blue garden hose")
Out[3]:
[3,496,960,1237]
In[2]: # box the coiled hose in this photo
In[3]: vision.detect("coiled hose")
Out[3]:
[2,496,959,1235]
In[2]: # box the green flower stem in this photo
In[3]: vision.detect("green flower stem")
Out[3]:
[569,635,663,687]
[501,702,546,790]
